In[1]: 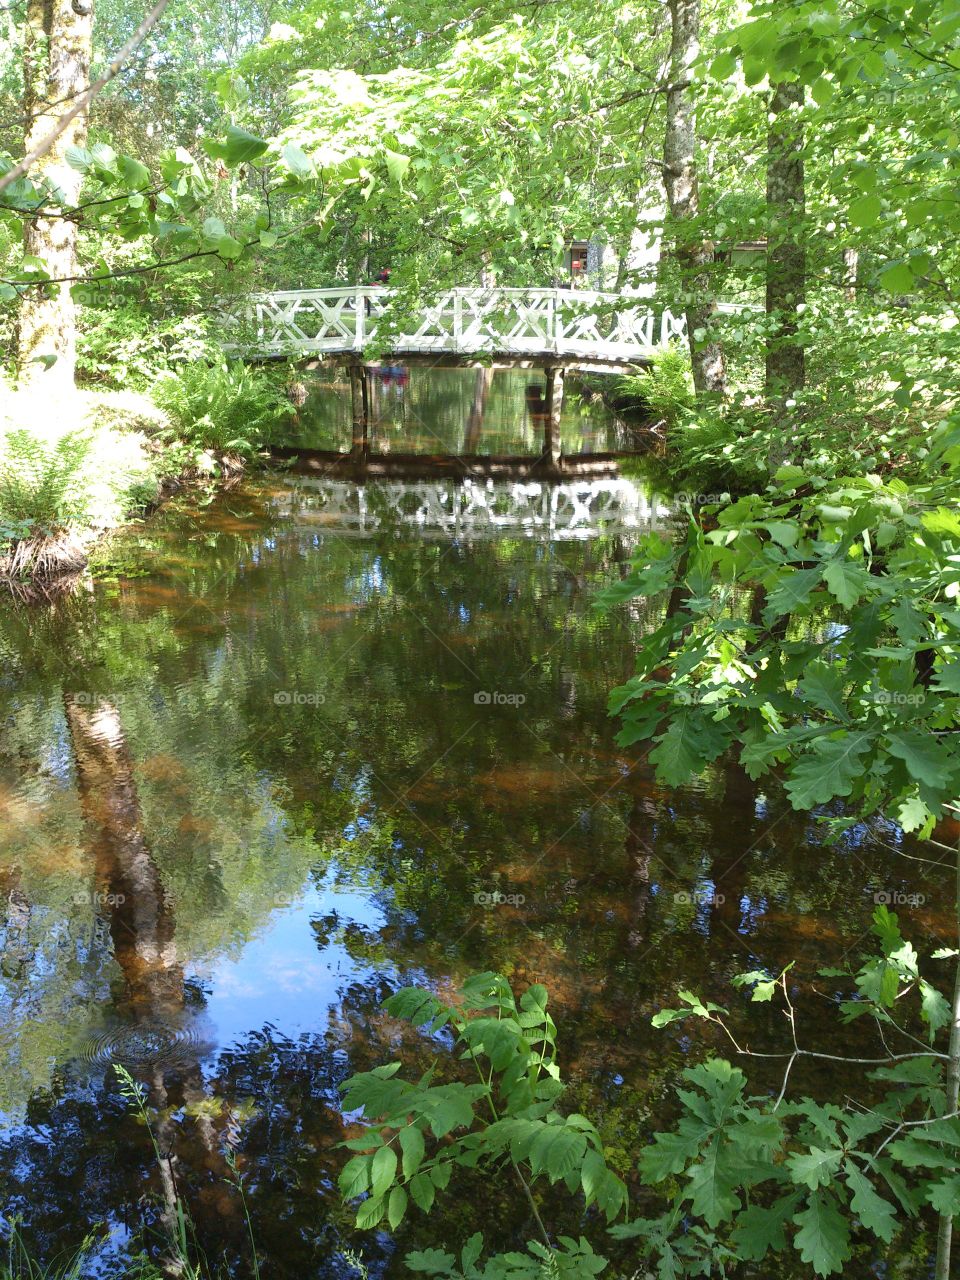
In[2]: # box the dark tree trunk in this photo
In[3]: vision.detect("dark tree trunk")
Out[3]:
[765,81,806,403]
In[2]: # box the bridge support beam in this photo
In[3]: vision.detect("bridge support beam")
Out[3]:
[543,366,564,469]
[349,364,368,457]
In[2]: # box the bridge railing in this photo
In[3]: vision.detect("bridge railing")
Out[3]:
[221,286,691,362]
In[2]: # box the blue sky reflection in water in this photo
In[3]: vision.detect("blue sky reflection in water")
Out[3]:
[0,437,952,1277]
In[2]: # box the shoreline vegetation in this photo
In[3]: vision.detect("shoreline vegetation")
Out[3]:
[0,361,294,598]
[1,0,959,1272]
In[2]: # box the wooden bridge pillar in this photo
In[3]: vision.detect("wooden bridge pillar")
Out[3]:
[542,366,564,469]
[349,364,368,457]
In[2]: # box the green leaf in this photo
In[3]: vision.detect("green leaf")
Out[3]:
[65,146,93,173]
[406,1247,456,1273]
[844,1160,897,1242]
[787,1146,843,1191]
[649,710,729,785]
[918,979,952,1037]
[461,1234,483,1270]
[822,558,870,608]
[118,154,150,188]
[784,732,873,808]
[797,665,848,720]
[339,1154,370,1199]
[202,216,226,242]
[527,1124,588,1183]
[217,234,244,260]
[387,1184,408,1230]
[927,1176,960,1214]
[686,1144,741,1226]
[409,1172,436,1213]
[764,520,800,548]
[886,730,952,790]
[204,124,269,167]
[399,1125,425,1179]
[732,1194,802,1260]
[935,663,960,693]
[849,194,882,228]
[355,1193,386,1229]
[371,1144,398,1198]
[878,262,916,294]
[710,51,738,79]
[281,143,314,179]
[383,147,411,185]
[793,1191,852,1276]
[765,567,824,617]
[639,1128,702,1182]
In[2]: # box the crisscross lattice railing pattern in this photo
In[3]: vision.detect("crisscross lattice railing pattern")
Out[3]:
[224,287,691,363]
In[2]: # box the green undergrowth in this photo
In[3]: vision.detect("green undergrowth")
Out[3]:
[151,359,294,457]
[0,383,195,579]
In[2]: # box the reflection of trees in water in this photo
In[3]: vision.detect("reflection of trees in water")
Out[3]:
[0,485,951,1278]
[284,367,619,455]
[66,697,184,1019]
[65,695,237,1268]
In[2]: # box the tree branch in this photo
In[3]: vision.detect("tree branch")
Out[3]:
[0,0,172,199]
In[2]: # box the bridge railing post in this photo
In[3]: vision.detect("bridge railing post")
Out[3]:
[355,288,366,351]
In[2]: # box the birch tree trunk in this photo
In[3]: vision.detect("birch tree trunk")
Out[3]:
[18,0,94,389]
[663,0,725,396]
[765,80,806,403]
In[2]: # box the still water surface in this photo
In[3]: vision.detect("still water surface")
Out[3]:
[283,365,637,454]
[0,378,951,1277]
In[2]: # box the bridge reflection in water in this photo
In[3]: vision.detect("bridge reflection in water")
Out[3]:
[271,476,673,542]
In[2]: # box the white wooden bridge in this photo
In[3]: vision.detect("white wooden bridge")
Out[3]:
[225,286,690,367]
[224,285,733,468]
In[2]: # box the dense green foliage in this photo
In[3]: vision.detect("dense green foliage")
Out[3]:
[152,360,293,456]
[338,914,956,1277]
[339,973,625,1276]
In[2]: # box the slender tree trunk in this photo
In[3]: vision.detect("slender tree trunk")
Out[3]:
[18,0,94,388]
[764,81,805,403]
[843,247,859,301]
[662,0,725,396]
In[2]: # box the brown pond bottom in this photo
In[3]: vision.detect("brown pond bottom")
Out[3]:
[0,476,949,1279]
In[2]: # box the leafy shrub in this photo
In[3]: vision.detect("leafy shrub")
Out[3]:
[0,427,94,538]
[339,922,957,1280]
[614,342,694,424]
[77,303,212,390]
[152,360,294,456]
[0,389,164,555]
[338,972,626,1276]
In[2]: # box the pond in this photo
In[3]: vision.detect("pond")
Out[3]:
[0,383,950,1277]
